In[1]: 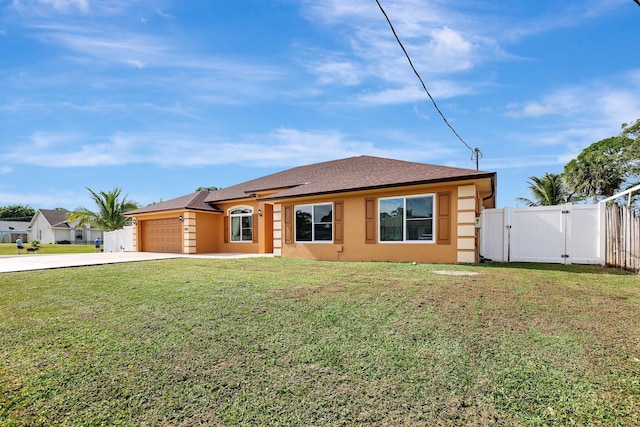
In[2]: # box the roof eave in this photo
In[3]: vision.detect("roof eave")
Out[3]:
[259,173,497,202]
[203,194,263,204]
[124,206,223,216]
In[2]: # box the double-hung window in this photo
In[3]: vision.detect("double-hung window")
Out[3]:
[230,208,253,242]
[379,195,434,242]
[295,203,333,242]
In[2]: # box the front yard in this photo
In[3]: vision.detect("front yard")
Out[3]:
[0,242,96,256]
[1,258,638,425]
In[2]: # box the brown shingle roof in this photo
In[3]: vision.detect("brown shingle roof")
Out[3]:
[126,191,222,215]
[39,209,71,228]
[205,155,495,203]
[127,156,496,215]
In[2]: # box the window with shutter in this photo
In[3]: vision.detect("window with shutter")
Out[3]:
[334,201,344,244]
[365,198,376,244]
[437,192,451,245]
[284,205,293,244]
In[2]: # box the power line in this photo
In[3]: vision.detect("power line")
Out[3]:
[375,0,483,169]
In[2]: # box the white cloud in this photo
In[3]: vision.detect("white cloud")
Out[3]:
[11,0,89,13]
[355,79,473,105]
[502,0,628,41]
[423,26,474,72]
[4,21,286,107]
[0,191,77,207]
[40,0,88,13]
[10,0,159,16]
[599,91,640,124]
[298,0,630,115]
[154,8,172,19]
[505,102,558,118]
[482,154,567,170]
[297,0,508,106]
[310,59,361,86]
[119,128,443,168]
[125,59,145,69]
[301,0,381,22]
[251,128,457,166]
[26,23,285,88]
[1,128,457,170]
[505,86,588,118]
[356,86,423,105]
[1,131,118,166]
[32,24,169,67]
[504,73,640,130]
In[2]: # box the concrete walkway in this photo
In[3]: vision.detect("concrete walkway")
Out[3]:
[0,252,272,273]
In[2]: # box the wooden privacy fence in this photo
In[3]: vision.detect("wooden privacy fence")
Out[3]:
[606,204,640,270]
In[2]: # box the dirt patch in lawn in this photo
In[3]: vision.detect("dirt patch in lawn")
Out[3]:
[433,270,480,276]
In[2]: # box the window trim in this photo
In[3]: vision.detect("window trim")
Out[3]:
[228,206,254,243]
[294,202,334,243]
[378,194,436,244]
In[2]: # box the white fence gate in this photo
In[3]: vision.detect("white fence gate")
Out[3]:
[479,208,508,262]
[480,203,605,265]
[103,226,134,253]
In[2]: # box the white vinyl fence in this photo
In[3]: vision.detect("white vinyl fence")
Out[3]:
[103,226,134,253]
[480,203,605,265]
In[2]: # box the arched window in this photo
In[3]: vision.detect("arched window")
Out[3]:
[230,208,253,242]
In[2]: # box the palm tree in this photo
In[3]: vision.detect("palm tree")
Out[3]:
[516,173,573,207]
[68,187,138,231]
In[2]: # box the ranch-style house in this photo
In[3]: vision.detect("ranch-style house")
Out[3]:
[125,155,497,263]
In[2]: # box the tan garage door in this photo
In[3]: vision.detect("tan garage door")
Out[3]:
[141,218,182,253]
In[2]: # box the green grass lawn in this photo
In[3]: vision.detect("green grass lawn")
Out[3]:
[0,242,96,256]
[1,258,639,426]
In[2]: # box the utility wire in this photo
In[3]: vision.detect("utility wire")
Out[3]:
[634,0,640,7]
[375,0,482,169]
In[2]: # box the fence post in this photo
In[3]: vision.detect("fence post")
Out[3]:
[598,202,606,266]
[503,207,510,262]
[563,203,571,265]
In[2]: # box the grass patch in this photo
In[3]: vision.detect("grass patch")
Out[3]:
[0,243,96,256]
[1,258,639,425]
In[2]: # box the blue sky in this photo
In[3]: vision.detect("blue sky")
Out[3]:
[1,0,639,211]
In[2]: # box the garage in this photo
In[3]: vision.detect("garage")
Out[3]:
[141,218,182,253]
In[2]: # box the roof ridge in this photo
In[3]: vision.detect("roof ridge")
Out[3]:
[205,155,494,204]
[128,156,496,214]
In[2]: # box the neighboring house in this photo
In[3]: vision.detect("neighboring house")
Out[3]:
[0,220,29,243]
[125,155,497,263]
[27,209,104,244]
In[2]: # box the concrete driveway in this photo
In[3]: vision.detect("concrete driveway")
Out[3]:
[0,252,271,273]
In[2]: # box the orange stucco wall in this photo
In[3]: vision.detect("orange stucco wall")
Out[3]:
[259,203,274,254]
[280,183,460,263]
[195,211,220,253]
[131,202,268,255]
[213,201,266,254]
[130,178,492,262]
[132,210,182,253]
